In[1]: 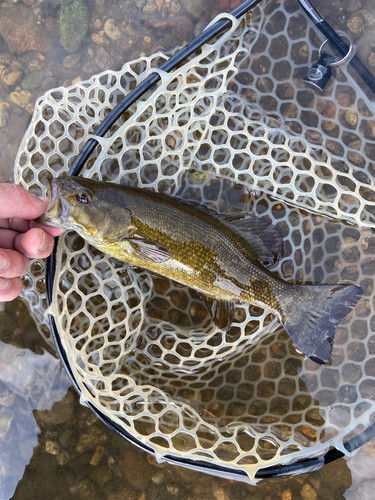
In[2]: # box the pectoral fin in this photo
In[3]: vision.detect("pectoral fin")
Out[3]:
[128,238,172,263]
[203,295,235,331]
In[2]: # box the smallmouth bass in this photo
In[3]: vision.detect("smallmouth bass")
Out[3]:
[40,177,363,364]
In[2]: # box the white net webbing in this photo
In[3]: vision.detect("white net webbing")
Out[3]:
[14,0,375,482]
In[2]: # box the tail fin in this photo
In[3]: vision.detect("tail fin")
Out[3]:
[279,284,363,365]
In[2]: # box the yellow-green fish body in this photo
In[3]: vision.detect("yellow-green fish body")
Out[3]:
[40,177,363,364]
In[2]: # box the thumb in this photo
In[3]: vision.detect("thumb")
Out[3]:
[0,184,48,220]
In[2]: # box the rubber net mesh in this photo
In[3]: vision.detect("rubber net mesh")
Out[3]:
[13,0,375,483]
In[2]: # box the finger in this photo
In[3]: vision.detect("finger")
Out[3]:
[0,184,48,220]
[0,217,30,233]
[30,220,65,237]
[0,218,65,237]
[0,249,28,278]
[14,228,55,259]
[0,277,23,302]
[0,229,19,249]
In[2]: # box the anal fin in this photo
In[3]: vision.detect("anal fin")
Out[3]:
[203,295,235,331]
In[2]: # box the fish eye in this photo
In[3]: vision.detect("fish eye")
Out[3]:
[76,193,91,204]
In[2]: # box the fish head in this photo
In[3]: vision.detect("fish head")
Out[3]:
[39,177,134,243]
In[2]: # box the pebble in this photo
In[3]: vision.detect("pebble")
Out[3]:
[76,425,107,454]
[96,47,112,70]
[60,0,89,53]
[151,471,165,485]
[0,107,10,128]
[347,16,365,36]
[135,0,147,8]
[301,483,317,500]
[2,70,23,86]
[92,33,111,47]
[21,70,45,90]
[90,445,105,465]
[57,450,70,466]
[143,1,157,14]
[346,0,363,13]
[368,51,375,68]
[63,53,82,69]
[281,490,292,500]
[345,110,358,126]
[9,90,32,108]
[91,465,113,486]
[45,440,61,455]
[104,19,122,41]
[166,483,179,495]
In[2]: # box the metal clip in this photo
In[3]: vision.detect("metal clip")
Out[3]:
[304,30,355,92]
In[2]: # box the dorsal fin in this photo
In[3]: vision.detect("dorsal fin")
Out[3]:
[220,214,282,266]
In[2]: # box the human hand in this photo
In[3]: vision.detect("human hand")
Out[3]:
[0,183,64,302]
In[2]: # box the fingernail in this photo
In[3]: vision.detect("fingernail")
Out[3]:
[0,253,9,271]
[38,232,48,252]
[0,278,10,291]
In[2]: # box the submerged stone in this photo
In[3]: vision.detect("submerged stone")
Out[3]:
[60,0,89,53]
[0,4,53,54]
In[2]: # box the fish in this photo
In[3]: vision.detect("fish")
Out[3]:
[39,176,364,365]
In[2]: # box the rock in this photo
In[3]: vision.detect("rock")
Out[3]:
[21,70,45,90]
[165,16,194,46]
[45,440,61,455]
[2,71,23,86]
[60,0,89,53]
[57,449,70,465]
[301,483,317,500]
[96,47,112,70]
[143,1,157,14]
[35,388,75,427]
[135,0,147,7]
[42,76,57,91]
[0,4,53,54]
[347,16,365,36]
[91,465,113,486]
[0,407,14,438]
[123,448,152,489]
[151,471,165,485]
[90,445,105,465]
[76,425,107,454]
[78,479,98,500]
[346,0,363,13]
[63,53,82,69]
[0,107,10,127]
[345,110,358,126]
[104,19,122,41]
[180,0,211,19]
[92,32,111,46]
[368,51,375,68]
[9,90,32,108]
[166,483,179,495]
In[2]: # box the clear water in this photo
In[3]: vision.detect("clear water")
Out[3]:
[1,0,375,498]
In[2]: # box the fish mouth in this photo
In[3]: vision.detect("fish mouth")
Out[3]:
[37,178,69,228]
